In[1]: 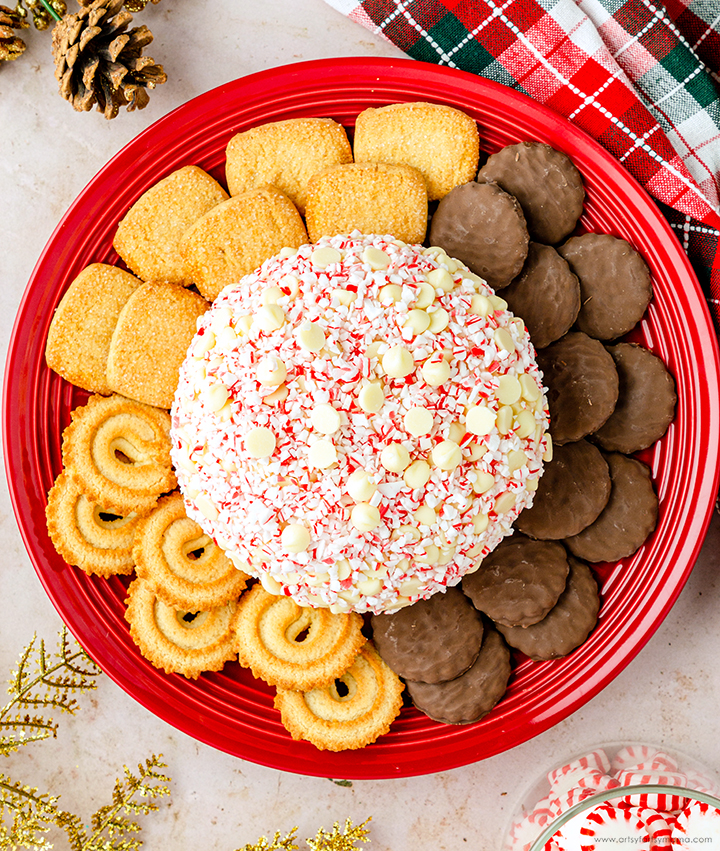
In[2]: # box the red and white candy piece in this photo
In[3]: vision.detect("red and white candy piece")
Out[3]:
[551,769,620,798]
[548,750,611,787]
[548,786,598,817]
[579,804,653,851]
[506,812,548,851]
[683,767,720,798]
[674,800,720,847]
[616,770,689,811]
[611,744,661,774]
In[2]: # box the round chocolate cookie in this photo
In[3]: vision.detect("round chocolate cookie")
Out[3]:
[407,627,512,725]
[537,331,619,445]
[501,243,581,346]
[370,586,484,683]
[462,534,569,627]
[428,180,529,289]
[565,452,658,563]
[514,439,611,540]
[593,343,676,453]
[558,233,653,340]
[496,557,599,661]
[477,141,585,245]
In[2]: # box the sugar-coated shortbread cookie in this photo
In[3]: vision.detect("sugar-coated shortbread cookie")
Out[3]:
[133,492,249,611]
[62,393,176,516]
[45,263,142,394]
[113,165,229,285]
[180,185,308,302]
[232,584,366,691]
[225,117,353,215]
[304,162,428,244]
[45,471,138,577]
[124,577,239,679]
[106,281,209,409]
[353,101,479,201]
[274,642,404,751]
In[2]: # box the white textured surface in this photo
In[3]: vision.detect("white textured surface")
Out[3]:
[1,2,720,849]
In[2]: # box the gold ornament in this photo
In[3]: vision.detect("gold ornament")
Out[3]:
[0,4,28,61]
[306,819,372,851]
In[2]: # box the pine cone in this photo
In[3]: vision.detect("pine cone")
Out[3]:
[0,4,28,62]
[51,0,167,119]
[123,0,160,11]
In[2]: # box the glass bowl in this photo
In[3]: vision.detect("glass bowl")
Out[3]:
[505,742,720,850]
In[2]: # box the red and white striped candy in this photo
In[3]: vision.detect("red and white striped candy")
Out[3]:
[506,813,547,851]
[548,750,611,786]
[611,744,660,774]
[683,767,720,797]
[548,786,598,817]
[628,752,680,774]
[529,794,556,824]
[638,807,674,844]
[616,770,689,811]
[578,804,653,851]
[551,769,620,798]
[674,799,720,846]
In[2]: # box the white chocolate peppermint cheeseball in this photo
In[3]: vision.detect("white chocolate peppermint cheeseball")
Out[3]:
[171,233,550,615]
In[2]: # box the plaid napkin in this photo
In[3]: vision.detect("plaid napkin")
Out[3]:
[325,0,720,332]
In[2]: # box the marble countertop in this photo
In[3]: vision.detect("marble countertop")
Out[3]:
[2,2,720,848]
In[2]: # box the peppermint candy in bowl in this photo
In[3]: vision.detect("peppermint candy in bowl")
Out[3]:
[505,742,720,850]
[170,232,550,615]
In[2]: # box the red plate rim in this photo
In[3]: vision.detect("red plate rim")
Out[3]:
[4,57,720,779]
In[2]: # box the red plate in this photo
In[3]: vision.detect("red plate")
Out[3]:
[4,58,720,779]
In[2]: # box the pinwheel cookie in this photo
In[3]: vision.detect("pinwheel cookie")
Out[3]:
[232,584,366,691]
[274,642,404,752]
[124,577,239,679]
[133,492,249,611]
[61,393,176,516]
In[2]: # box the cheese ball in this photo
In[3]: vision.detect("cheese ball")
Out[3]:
[171,233,550,614]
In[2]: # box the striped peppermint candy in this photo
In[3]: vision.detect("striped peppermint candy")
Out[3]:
[674,800,720,847]
[548,750,612,787]
[616,770,689,811]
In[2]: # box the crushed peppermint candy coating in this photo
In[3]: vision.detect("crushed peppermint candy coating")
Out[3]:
[170,233,550,614]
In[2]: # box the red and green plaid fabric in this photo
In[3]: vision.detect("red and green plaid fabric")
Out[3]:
[325,0,720,333]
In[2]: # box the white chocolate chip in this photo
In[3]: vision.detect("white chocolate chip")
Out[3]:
[311,403,341,435]
[498,374,522,405]
[489,294,508,311]
[447,421,466,443]
[421,353,451,387]
[260,573,284,595]
[195,493,218,522]
[404,406,434,436]
[496,405,514,435]
[543,434,554,462]
[414,505,436,526]
[347,470,376,502]
[382,345,414,378]
[332,288,356,307]
[404,308,431,336]
[255,304,286,333]
[472,470,495,494]
[466,404,495,436]
[308,439,337,469]
[193,330,215,357]
[399,578,423,597]
[362,246,391,270]
[236,314,253,335]
[507,449,528,472]
[515,409,537,438]
[351,502,381,532]
[378,284,402,304]
[416,543,439,564]
[261,286,285,305]
[495,327,516,353]
[336,559,352,581]
[520,373,541,402]
[527,476,539,492]
[431,439,462,471]
[473,512,489,533]
[281,523,311,553]
[403,459,431,489]
[263,384,288,406]
[427,267,454,293]
[296,320,326,352]
[415,282,435,309]
[381,443,410,473]
[428,307,449,334]
[279,273,300,298]
[470,293,492,317]
[495,492,517,514]
[206,383,229,412]
[246,426,276,458]
[257,355,287,387]
[311,246,341,268]
[358,380,385,413]
[357,577,383,596]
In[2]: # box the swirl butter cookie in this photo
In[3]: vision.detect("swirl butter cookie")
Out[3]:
[370,586,484,683]
[537,331,619,445]
[514,440,611,540]
[232,584,366,691]
[62,394,176,516]
[428,181,529,289]
[478,141,585,245]
[274,642,404,751]
[565,453,658,563]
[462,535,570,628]
[407,627,512,725]
[124,577,238,679]
[45,471,138,577]
[133,492,249,611]
[496,557,600,661]
[593,343,677,453]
